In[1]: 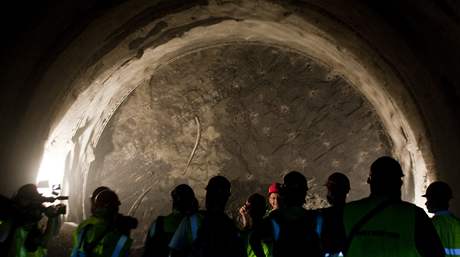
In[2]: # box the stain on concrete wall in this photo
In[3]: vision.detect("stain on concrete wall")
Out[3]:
[87,43,391,246]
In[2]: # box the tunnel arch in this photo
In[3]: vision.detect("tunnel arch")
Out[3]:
[32,1,434,223]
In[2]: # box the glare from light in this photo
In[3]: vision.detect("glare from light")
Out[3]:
[36,146,68,196]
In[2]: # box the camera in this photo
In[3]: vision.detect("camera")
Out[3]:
[44,203,67,217]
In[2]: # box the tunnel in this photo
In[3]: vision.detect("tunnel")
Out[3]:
[1,0,460,256]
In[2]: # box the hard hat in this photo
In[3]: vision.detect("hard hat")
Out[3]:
[268,182,281,195]
[93,189,121,210]
[283,171,308,192]
[369,156,404,180]
[422,181,453,200]
[326,172,350,193]
[91,186,111,201]
[14,184,42,203]
[171,184,195,202]
[206,176,231,194]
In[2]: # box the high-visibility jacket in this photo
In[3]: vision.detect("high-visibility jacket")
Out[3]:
[7,226,47,257]
[343,197,421,257]
[168,213,203,256]
[144,211,187,257]
[240,230,271,257]
[71,216,131,257]
[432,211,460,256]
[267,207,320,257]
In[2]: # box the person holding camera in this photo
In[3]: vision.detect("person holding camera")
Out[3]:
[71,187,136,257]
[6,184,64,257]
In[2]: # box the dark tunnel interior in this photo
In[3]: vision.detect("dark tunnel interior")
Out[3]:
[1,0,460,256]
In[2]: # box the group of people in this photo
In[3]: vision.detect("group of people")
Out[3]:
[1,156,459,257]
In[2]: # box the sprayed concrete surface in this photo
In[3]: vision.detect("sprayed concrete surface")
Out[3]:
[86,43,391,248]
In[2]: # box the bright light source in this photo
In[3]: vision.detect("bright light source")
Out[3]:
[36,145,68,196]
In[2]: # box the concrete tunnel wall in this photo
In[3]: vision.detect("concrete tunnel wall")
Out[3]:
[28,0,429,216]
[1,0,460,239]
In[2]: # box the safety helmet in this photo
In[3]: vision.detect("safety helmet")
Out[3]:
[326,172,350,193]
[13,184,42,205]
[369,156,404,180]
[422,181,453,200]
[91,186,111,202]
[268,182,281,195]
[93,189,121,210]
[283,171,308,192]
[206,176,231,195]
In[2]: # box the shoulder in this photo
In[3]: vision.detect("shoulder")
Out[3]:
[346,197,372,207]
[76,216,101,231]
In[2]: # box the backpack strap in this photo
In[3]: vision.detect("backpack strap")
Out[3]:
[315,213,324,237]
[343,199,396,255]
[111,235,129,257]
[271,219,280,241]
[190,214,199,241]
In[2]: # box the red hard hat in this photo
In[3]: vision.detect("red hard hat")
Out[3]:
[268,182,281,195]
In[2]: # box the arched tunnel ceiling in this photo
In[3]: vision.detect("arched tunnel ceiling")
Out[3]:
[87,43,391,244]
[41,1,431,221]
[2,0,460,254]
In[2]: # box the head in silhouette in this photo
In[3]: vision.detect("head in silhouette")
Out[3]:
[205,176,231,213]
[90,187,121,219]
[268,182,281,211]
[246,193,266,224]
[368,156,404,199]
[282,171,308,207]
[423,181,452,213]
[171,184,199,215]
[12,184,44,224]
[325,172,350,206]
[90,186,111,214]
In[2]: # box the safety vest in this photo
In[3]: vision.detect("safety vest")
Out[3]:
[168,213,203,253]
[343,197,421,257]
[8,226,47,257]
[314,207,345,257]
[144,211,187,257]
[240,229,271,257]
[269,207,320,257]
[432,211,460,256]
[71,216,131,257]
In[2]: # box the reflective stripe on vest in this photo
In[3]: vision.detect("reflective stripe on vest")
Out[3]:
[324,253,344,257]
[271,219,280,241]
[71,228,87,257]
[190,214,199,241]
[432,212,460,257]
[445,248,460,256]
[111,235,128,257]
[315,214,323,237]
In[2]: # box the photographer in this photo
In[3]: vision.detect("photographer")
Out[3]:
[7,184,64,257]
[71,187,137,257]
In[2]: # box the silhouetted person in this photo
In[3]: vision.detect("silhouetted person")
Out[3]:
[172,175,246,257]
[0,195,15,255]
[250,171,321,257]
[7,184,63,257]
[343,156,445,257]
[423,181,460,256]
[71,187,134,257]
[267,183,281,213]
[239,193,271,257]
[143,184,198,257]
[315,172,350,257]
